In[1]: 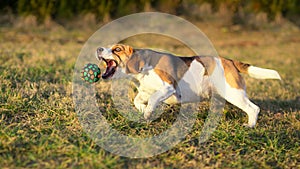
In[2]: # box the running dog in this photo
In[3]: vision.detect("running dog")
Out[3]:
[96,44,281,127]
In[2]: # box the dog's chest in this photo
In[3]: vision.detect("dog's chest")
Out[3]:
[135,70,165,95]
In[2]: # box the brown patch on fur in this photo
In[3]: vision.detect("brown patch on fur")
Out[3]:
[232,60,250,74]
[195,56,216,75]
[220,57,245,89]
[154,55,177,85]
[154,55,192,86]
[111,44,133,66]
[125,54,145,74]
[154,69,175,84]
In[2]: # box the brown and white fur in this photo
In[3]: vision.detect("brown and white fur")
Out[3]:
[96,44,281,127]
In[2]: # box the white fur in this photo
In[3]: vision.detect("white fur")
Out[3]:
[223,83,260,127]
[97,48,114,60]
[173,60,210,103]
[209,58,227,97]
[144,84,175,119]
[132,70,176,119]
[248,66,281,80]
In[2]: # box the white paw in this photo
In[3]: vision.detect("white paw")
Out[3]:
[243,123,255,128]
[134,103,147,113]
[245,110,259,128]
[143,105,154,120]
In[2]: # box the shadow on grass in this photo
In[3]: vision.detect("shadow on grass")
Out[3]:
[253,97,300,113]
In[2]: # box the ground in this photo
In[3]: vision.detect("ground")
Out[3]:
[0,18,299,169]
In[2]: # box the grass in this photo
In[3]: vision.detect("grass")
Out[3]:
[0,18,299,169]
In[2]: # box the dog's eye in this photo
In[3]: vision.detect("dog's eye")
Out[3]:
[115,47,121,52]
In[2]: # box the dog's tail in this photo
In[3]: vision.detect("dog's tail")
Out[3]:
[232,60,281,80]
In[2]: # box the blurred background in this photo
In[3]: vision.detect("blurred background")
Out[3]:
[0,1,299,168]
[0,0,299,28]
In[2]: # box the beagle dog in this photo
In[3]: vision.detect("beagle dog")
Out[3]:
[96,44,281,127]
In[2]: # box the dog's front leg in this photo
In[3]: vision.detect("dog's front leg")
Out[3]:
[144,84,176,120]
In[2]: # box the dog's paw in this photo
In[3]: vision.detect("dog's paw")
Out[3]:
[243,123,255,128]
[143,106,154,120]
[134,103,147,113]
[144,111,151,120]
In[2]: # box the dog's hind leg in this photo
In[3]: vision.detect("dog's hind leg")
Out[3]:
[223,86,260,128]
[214,57,260,127]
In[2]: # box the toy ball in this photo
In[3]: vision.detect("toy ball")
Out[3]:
[81,63,101,83]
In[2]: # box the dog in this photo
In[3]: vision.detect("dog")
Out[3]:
[96,44,281,127]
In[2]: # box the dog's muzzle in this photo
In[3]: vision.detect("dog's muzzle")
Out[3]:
[96,47,105,61]
[96,47,118,79]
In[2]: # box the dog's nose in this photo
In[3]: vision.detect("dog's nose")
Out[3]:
[97,47,104,53]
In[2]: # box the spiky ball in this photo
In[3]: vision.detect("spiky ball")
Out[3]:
[81,63,101,83]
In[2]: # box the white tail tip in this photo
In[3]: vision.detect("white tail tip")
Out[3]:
[248,66,281,80]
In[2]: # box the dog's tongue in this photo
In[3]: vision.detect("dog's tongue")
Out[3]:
[102,60,117,79]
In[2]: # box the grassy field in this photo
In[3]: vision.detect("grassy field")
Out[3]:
[0,18,299,169]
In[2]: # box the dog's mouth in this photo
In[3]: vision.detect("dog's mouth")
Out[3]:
[101,58,118,79]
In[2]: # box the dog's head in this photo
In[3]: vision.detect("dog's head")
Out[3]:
[96,44,133,79]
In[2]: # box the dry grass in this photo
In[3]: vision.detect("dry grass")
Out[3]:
[0,18,299,168]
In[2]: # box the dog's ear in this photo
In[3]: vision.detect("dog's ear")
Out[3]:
[124,45,133,57]
[125,55,145,74]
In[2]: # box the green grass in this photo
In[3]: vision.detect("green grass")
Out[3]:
[0,20,299,169]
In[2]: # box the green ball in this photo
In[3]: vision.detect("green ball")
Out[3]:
[81,63,101,83]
